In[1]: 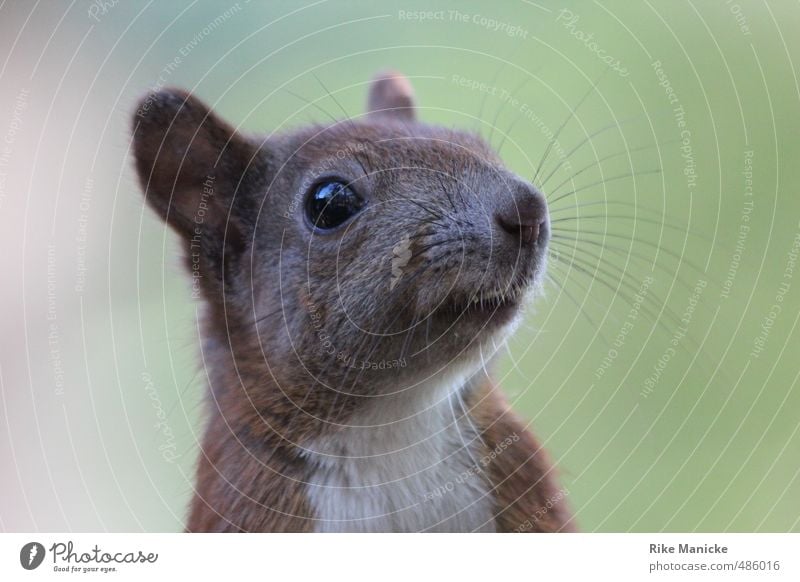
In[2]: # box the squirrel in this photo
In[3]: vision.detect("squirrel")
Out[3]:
[131,70,574,532]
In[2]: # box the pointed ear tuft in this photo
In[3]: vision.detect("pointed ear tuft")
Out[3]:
[366,69,416,122]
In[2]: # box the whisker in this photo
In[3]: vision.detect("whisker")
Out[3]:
[487,77,531,144]
[545,139,678,195]
[549,199,663,215]
[312,72,353,124]
[415,237,464,255]
[477,59,509,135]
[549,237,700,296]
[549,253,669,335]
[435,171,458,213]
[492,75,535,153]
[545,270,616,345]
[291,80,377,181]
[538,108,676,188]
[548,248,719,380]
[549,213,690,236]
[547,168,662,205]
[283,88,341,126]
[398,195,447,222]
[253,306,286,327]
[550,215,711,248]
[550,233,689,277]
[549,246,703,352]
[532,69,608,186]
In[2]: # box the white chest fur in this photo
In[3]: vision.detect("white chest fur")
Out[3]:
[303,369,497,532]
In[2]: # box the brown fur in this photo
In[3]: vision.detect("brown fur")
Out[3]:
[132,70,574,532]
[467,380,574,532]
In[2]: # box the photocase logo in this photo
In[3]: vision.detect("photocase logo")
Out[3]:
[390,233,412,290]
[19,542,45,570]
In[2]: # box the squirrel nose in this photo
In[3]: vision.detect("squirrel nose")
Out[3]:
[494,184,548,246]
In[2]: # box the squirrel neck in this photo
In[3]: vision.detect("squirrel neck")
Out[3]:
[300,361,497,532]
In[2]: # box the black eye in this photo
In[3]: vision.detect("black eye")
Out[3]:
[306,181,366,230]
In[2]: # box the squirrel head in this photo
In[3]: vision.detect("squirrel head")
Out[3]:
[131,70,549,414]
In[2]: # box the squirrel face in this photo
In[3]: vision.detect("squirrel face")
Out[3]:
[132,71,549,407]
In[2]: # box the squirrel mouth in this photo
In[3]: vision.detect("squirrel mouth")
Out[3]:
[439,287,526,326]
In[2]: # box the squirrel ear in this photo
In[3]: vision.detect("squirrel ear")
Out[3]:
[366,70,416,122]
[131,89,260,242]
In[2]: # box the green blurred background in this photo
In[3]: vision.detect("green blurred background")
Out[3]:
[1,0,798,532]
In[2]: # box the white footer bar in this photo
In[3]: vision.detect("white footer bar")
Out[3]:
[1,533,797,581]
